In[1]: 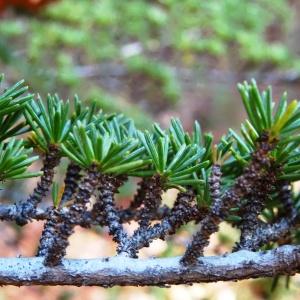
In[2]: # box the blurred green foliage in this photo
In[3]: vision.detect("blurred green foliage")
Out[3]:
[0,0,295,124]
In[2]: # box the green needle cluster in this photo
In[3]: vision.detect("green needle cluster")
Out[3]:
[1,74,300,206]
[0,76,40,182]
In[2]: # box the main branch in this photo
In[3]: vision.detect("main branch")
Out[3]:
[0,245,299,286]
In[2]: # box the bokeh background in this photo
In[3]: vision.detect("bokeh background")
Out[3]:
[1,0,300,299]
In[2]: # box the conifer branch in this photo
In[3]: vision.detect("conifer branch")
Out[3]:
[1,77,300,286]
[0,245,300,286]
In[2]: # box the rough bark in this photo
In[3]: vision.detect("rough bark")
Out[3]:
[0,204,47,222]
[181,164,222,265]
[16,145,60,225]
[117,175,163,256]
[0,203,170,225]
[91,175,132,255]
[277,180,294,217]
[0,132,299,286]
[37,165,99,266]
[234,162,277,251]
[235,180,297,251]
[128,177,148,210]
[182,134,276,265]
[248,218,292,249]
[136,175,163,229]
[60,163,82,207]
[0,245,299,286]
[121,190,205,257]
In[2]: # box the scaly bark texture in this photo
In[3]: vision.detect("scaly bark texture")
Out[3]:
[277,180,294,217]
[181,133,276,265]
[122,190,207,257]
[16,145,60,225]
[0,202,170,226]
[233,196,265,251]
[118,175,163,256]
[247,218,292,250]
[37,165,99,266]
[180,164,222,265]
[235,161,277,251]
[136,175,163,230]
[0,204,47,222]
[90,177,166,230]
[90,175,132,255]
[245,181,298,249]
[60,163,82,207]
[0,245,300,286]
[128,178,148,210]
[36,208,62,257]
[114,205,171,224]
[236,180,297,251]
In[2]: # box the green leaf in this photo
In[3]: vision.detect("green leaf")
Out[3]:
[274,92,287,123]
[170,178,204,186]
[166,144,187,172]
[272,100,298,136]
[250,80,268,128]
[172,161,209,177]
[265,87,273,128]
[61,144,85,167]
[138,131,160,170]
[279,173,300,181]
[78,124,95,165]
[238,83,258,131]
[52,182,60,208]
[104,159,149,175]
[192,121,202,145]
[10,171,43,180]
[157,136,169,173]
[229,129,250,153]
[153,123,165,137]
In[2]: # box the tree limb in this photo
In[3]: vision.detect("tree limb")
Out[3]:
[0,203,171,225]
[0,245,299,286]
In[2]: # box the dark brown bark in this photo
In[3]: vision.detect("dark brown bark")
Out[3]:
[60,163,82,207]
[246,218,292,249]
[235,162,277,251]
[16,145,60,225]
[121,190,207,257]
[37,165,99,266]
[0,245,299,286]
[136,175,163,229]
[128,177,148,210]
[233,196,265,251]
[117,175,163,256]
[277,180,294,217]
[90,175,133,255]
[181,134,276,265]
[235,179,297,251]
[0,203,171,226]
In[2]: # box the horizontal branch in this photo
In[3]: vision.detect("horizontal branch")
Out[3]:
[1,245,300,286]
[0,203,170,225]
[245,216,295,250]
[0,204,47,222]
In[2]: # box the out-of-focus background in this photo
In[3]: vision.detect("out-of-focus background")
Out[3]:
[1,0,300,299]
